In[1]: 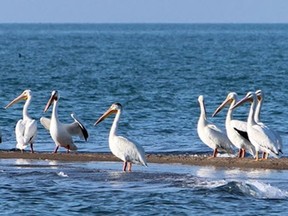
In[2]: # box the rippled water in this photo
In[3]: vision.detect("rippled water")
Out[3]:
[0,24,288,214]
[0,159,288,215]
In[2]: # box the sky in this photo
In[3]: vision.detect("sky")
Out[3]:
[0,0,288,23]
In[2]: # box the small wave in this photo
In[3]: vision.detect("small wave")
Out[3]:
[242,180,288,199]
[57,171,69,177]
[188,177,288,200]
[193,179,228,189]
[213,180,288,200]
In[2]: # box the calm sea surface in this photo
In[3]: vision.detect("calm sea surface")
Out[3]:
[0,24,288,215]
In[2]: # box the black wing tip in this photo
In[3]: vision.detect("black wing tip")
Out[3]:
[234,127,250,142]
[71,113,89,141]
[79,123,89,141]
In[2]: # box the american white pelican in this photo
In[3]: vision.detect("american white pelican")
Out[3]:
[197,95,234,157]
[94,103,147,171]
[212,92,255,158]
[5,89,37,153]
[40,90,88,153]
[255,90,283,158]
[231,92,279,161]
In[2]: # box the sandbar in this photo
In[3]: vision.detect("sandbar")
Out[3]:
[0,150,287,170]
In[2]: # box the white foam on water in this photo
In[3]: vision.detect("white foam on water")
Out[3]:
[48,160,59,169]
[217,153,237,158]
[240,180,288,199]
[57,171,69,177]
[193,179,228,189]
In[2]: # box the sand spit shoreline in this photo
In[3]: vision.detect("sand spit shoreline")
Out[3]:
[0,150,287,170]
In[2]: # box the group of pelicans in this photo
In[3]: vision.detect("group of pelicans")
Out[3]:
[2,89,283,172]
[197,90,283,161]
[4,89,147,171]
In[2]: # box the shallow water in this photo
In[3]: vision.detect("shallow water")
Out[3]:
[0,159,287,215]
[0,24,288,214]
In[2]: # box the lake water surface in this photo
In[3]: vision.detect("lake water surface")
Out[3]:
[0,24,287,215]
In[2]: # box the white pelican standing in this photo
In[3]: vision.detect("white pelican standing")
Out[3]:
[5,90,37,153]
[94,103,147,171]
[40,90,88,153]
[212,92,255,158]
[197,95,234,157]
[255,90,283,158]
[232,92,279,161]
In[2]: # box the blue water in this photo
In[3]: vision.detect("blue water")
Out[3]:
[0,159,288,215]
[0,24,288,214]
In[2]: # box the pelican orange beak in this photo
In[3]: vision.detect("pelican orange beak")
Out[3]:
[5,91,28,109]
[231,93,253,110]
[212,97,231,117]
[44,90,58,112]
[94,107,117,125]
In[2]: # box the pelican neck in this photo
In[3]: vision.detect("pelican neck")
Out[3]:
[109,109,121,138]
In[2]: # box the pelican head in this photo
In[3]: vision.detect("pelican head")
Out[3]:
[212,92,237,117]
[198,95,204,102]
[255,89,263,101]
[94,102,122,125]
[198,95,207,116]
[44,90,59,112]
[5,89,32,109]
[231,91,255,110]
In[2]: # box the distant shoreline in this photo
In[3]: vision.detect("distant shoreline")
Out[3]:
[0,150,287,170]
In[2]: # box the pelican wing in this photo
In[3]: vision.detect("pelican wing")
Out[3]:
[206,123,233,153]
[23,119,37,144]
[260,125,279,154]
[227,119,255,157]
[250,124,279,157]
[275,132,283,153]
[112,136,147,166]
[207,123,223,133]
[231,120,247,132]
[256,121,282,155]
[15,120,25,146]
[65,113,88,141]
[264,128,282,152]
[234,128,249,142]
[15,119,37,149]
[230,120,248,140]
[40,117,51,131]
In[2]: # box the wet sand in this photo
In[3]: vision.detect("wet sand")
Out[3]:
[0,150,287,170]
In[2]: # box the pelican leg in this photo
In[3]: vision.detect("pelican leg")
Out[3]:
[53,146,59,153]
[254,151,259,161]
[123,162,128,171]
[265,153,269,160]
[30,143,34,153]
[67,145,70,153]
[127,162,132,172]
[212,148,218,157]
[238,149,242,158]
[241,149,246,158]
